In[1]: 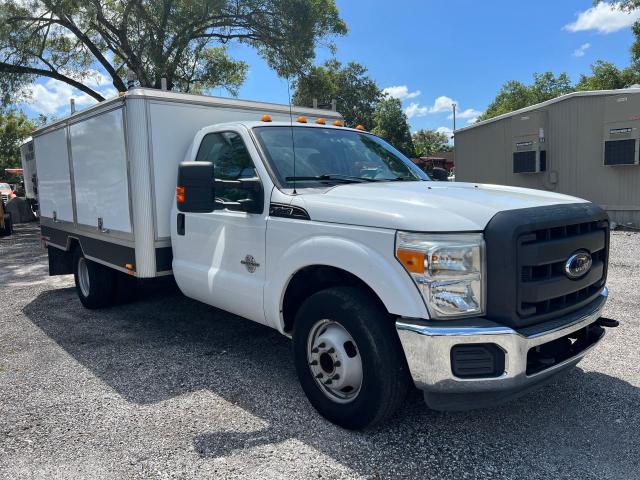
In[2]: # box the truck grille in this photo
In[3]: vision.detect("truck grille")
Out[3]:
[517,220,608,322]
[484,203,609,328]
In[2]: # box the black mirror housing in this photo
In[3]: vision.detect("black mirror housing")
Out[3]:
[177,161,215,212]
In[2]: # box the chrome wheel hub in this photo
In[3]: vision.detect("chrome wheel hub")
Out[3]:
[78,257,90,297]
[307,319,363,403]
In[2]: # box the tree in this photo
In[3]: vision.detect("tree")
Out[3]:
[412,129,452,157]
[292,59,380,128]
[0,110,35,183]
[370,96,415,157]
[478,72,573,121]
[576,60,639,91]
[0,0,347,106]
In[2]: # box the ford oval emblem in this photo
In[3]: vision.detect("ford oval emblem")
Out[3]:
[565,251,592,279]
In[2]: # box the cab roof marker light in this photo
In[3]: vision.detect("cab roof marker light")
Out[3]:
[355,124,366,131]
[261,114,272,122]
[315,118,326,125]
[332,120,343,127]
[297,116,307,123]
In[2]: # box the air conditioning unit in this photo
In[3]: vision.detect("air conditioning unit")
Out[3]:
[511,111,547,174]
[513,149,547,173]
[603,95,639,166]
[603,127,638,166]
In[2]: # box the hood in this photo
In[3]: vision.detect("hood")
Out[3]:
[293,182,587,231]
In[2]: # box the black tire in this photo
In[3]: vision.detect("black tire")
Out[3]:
[72,248,115,309]
[293,286,411,430]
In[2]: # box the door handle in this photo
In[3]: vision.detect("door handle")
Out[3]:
[177,213,185,235]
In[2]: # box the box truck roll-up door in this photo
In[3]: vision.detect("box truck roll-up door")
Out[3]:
[70,108,132,233]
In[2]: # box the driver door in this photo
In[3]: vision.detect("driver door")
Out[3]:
[171,127,268,325]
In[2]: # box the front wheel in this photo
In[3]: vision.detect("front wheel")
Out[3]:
[293,286,411,430]
[73,249,115,309]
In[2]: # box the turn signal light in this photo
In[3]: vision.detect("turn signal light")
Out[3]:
[315,118,326,125]
[176,186,185,203]
[261,114,272,122]
[396,249,425,274]
[332,120,344,127]
[297,116,307,123]
[355,124,365,131]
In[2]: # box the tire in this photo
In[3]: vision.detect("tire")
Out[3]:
[73,248,115,309]
[293,286,411,430]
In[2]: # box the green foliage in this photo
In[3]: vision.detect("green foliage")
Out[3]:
[412,129,452,157]
[576,60,640,91]
[292,59,380,128]
[370,96,415,158]
[0,0,347,106]
[478,72,573,121]
[0,109,34,183]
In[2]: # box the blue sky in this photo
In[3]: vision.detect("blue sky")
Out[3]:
[20,1,640,139]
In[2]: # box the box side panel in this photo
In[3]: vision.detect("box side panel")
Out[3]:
[70,108,131,233]
[34,128,73,221]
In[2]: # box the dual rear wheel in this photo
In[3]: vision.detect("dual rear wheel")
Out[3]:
[72,249,137,309]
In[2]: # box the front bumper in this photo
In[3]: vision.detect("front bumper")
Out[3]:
[396,287,609,411]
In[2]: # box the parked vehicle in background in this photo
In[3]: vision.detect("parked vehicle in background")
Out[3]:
[33,88,617,429]
[0,182,15,204]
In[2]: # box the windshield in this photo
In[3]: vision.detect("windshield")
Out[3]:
[253,126,428,188]
[0,183,10,190]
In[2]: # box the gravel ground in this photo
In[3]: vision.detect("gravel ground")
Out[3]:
[1,223,639,480]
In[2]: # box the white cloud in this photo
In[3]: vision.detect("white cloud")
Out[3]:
[405,102,429,118]
[436,126,454,142]
[429,95,457,113]
[23,76,116,115]
[564,2,640,34]
[405,95,459,118]
[448,107,482,120]
[572,42,592,57]
[382,85,421,100]
[466,117,479,125]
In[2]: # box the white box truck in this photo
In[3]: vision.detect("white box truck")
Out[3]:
[34,88,616,429]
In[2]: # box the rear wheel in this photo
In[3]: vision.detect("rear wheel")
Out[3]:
[293,286,411,430]
[73,249,115,309]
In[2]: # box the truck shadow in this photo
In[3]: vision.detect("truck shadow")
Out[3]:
[23,285,639,479]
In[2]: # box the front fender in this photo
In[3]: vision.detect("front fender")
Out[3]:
[264,225,430,332]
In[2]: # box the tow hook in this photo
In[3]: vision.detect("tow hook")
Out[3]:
[597,317,619,328]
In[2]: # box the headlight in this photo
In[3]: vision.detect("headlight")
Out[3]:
[395,232,485,319]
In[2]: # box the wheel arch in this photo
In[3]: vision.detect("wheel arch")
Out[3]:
[267,234,429,334]
[281,265,388,334]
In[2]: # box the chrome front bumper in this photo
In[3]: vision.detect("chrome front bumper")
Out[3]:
[396,288,609,411]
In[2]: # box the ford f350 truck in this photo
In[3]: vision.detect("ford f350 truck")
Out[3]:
[34,88,615,429]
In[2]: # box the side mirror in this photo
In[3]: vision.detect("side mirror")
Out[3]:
[177,161,215,212]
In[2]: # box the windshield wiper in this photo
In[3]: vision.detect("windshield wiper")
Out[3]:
[285,174,378,183]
